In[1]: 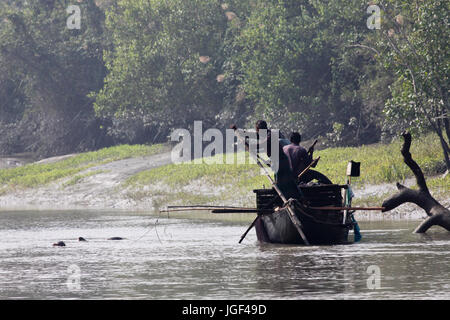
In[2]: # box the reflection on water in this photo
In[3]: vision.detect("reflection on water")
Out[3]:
[0,210,449,299]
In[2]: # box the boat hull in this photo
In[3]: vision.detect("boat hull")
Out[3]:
[254,186,353,245]
[256,207,351,245]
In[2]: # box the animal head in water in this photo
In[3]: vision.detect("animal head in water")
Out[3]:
[53,241,66,247]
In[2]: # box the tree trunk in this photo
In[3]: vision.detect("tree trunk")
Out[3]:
[443,115,450,151]
[382,132,450,233]
[435,124,450,171]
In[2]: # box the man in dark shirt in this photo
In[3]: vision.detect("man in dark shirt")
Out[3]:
[253,121,303,200]
[283,132,312,178]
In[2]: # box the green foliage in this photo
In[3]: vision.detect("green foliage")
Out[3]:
[0,0,108,156]
[228,0,391,145]
[427,175,450,196]
[94,0,228,134]
[0,0,448,165]
[375,0,449,133]
[370,0,449,167]
[92,0,395,147]
[316,133,444,185]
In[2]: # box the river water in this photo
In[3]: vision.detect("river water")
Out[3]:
[0,210,449,300]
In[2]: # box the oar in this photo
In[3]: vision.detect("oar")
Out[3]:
[239,216,259,244]
[233,126,310,245]
[212,209,257,213]
[212,206,385,213]
[297,157,320,180]
[167,205,244,209]
[309,206,385,211]
[162,208,218,213]
[307,139,318,156]
[212,209,273,214]
[161,206,257,213]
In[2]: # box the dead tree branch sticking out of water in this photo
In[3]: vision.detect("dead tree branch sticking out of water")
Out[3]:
[382,132,450,233]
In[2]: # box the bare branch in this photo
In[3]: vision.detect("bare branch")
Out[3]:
[382,132,450,233]
[400,132,429,193]
[345,44,380,56]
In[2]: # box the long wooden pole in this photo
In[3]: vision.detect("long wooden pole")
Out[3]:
[310,206,385,211]
[161,206,256,213]
[297,157,320,180]
[213,207,385,213]
[307,139,318,155]
[239,216,259,244]
[162,206,385,214]
[167,205,244,209]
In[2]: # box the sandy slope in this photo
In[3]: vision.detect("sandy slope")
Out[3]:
[0,152,173,211]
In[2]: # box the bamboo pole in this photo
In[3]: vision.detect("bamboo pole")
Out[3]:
[297,157,320,180]
[239,216,259,244]
[161,206,385,214]
[309,206,385,211]
[161,206,255,213]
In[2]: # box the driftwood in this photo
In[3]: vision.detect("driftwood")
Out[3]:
[382,132,450,233]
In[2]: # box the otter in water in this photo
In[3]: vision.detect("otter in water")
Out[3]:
[78,237,87,242]
[107,237,125,240]
[53,241,66,247]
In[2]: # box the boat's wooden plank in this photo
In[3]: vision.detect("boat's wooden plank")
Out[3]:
[254,184,348,193]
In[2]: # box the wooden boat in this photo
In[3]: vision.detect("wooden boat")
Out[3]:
[253,184,354,245]
[161,130,369,245]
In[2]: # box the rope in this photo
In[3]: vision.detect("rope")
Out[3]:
[132,218,162,244]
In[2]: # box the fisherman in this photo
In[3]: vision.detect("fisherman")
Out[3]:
[231,120,300,198]
[282,132,312,178]
[254,120,290,157]
[283,131,332,185]
[232,121,305,243]
[253,120,301,199]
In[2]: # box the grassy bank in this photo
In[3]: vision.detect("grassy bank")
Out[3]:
[124,134,448,208]
[0,134,447,212]
[0,143,168,194]
[316,134,445,185]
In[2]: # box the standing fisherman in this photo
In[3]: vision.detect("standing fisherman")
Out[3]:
[253,121,301,200]
[283,131,332,185]
[282,132,312,178]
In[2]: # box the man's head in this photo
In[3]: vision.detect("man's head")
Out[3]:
[290,132,301,145]
[255,120,268,133]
